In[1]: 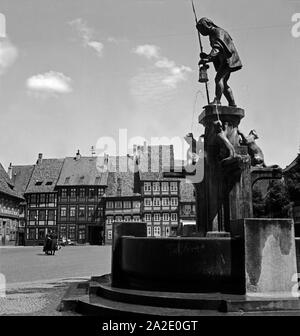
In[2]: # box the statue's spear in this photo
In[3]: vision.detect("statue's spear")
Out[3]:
[191,0,210,104]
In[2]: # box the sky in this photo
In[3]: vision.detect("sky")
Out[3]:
[0,0,299,170]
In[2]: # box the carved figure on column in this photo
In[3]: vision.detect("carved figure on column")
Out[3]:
[197,17,242,107]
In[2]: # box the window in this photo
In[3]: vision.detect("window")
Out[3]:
[165,226,170,237]
[106,216,113,224]
[171,213,178,221]
[153,182,160,192]
[46,181,53,186]
[61,188,67,198]
[115,201,122,209]
[144,198,152,207]
[29,210,37,221]
[70,188,76,198]
[59,226,67,239]
[64,177,70,185]
[145,213,151,222]
[154,213,160,221]
[78,207,85,218]
[153,226,161,237]
[48,210,55,222]
[68,226,76,240]
[133,201,140,209]
[171,198,178,206]
[96,208,103,219]
[192,205,196,214]
[153,198,161,207]
[39,210,46,222]
[106,201,114,209]
[124,201,131,209]
[70,207,76,218]
[144,182,151,192]
[163,213,169,221]
[170,182,178,192]
[98,188,104,197]
[162,182,169,192]
[30,194,37,204]
[48,194,55,205]
[88,206,94,219]
[107,230,112,240]
[133,216,140,222]
[78,229,86,241]
[79,188,85,198]
[35,181,42,186]
[115,216,122,222]
[162,198,169,206]
[124,216,131,222]
[89,188,95,198]
[147,226,152,237]
[39,194,46,205]
[60,207,67,217]
[29,228,36,240]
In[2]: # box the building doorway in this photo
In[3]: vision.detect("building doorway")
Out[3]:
[88,226,102,245]
[1,222,6,245]
[17,231,25,246]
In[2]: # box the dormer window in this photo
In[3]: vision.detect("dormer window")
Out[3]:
[35,181,42,186]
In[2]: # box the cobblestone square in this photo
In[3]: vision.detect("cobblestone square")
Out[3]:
[0,245,111,315]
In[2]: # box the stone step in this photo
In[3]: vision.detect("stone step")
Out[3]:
[77,294,229,317]
[59,278,300,316]
[89,275,235,311]
[226,297,300,313]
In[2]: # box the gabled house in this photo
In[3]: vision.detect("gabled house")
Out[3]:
[55,151,108,245]
[104,156,142,244]
[0,163,24,245]
[10,164,35,245]
[24,154,64,245]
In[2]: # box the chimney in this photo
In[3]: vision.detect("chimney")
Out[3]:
[133,144,137,155]
[133,158,141,194]
[75,149,81,161]
[7,163,12,179]
[37,153,43,165]
[104,153,109,164]
[159,145,162,172]
[103,154,109,171]
[117,177,122,196]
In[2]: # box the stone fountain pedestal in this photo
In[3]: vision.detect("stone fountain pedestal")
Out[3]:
[59,105,300,316]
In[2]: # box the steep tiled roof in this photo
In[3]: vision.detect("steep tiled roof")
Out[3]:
[106,156,140,197]
[0,164,23,199]
[25,159,64,193]
[180,180,196,203]
[56,156,108,187]
[11,165,35,195]
[284,154,300,173]
[139,145,175,181]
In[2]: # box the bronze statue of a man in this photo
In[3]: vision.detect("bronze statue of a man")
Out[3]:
[197,17,242,107]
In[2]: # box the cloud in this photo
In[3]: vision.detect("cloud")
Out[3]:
[69,18,104,57]
[26,71,72,97]
[132,44,192,89]
[130,44,192,109]
[133,44,160,59]
[107,36,129,44]
[0,38,18,75]
[162,65,193,88]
